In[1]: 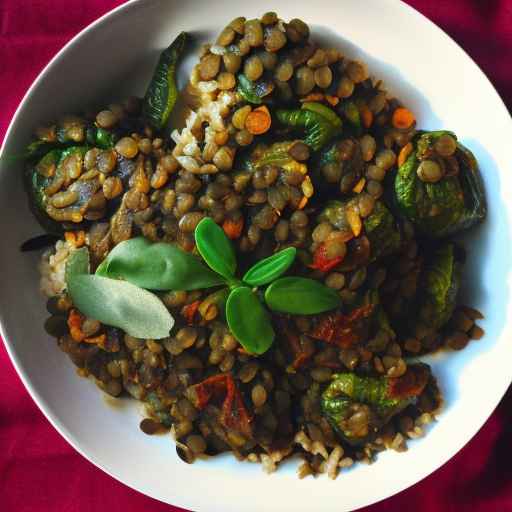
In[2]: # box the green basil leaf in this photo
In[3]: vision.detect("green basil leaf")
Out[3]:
[67,275,174,339]
[65,247,90,281]
[265,277,341,314]
[226,286,275,355]
[242,247,296,286]
[95,237,224,291]
[195,217,236,279]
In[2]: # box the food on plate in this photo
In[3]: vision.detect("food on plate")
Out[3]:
[23,13,486,479]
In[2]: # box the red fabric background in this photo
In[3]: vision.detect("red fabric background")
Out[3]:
[1,1,511,511]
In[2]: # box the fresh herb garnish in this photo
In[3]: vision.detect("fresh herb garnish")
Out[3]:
[71,217,341,354]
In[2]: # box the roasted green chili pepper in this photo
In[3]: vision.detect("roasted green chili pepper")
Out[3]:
[321,364,430,444]
[142,31,187,131]
[394,130,486,237]
[276,105,342,151]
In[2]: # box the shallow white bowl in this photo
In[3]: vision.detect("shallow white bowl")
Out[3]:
[1,1,512,510]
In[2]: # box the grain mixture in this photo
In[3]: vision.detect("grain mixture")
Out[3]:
[25,13,486,479]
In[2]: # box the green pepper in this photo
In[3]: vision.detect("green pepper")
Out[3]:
[394,130,486,237]
[417,243,462,330]
[142,32,187,131]
[321,364,430,444]
[276,106,342,151]
[244,140,308,175]
[25,146,90,232]
[236,74,274,104]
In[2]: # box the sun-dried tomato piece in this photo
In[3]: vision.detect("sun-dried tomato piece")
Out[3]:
[188,374,252,436]
[388,364,430,399]
[276,319,315,369]
[309,305,374,348]
[309,243,343,272]
[181,300,201,325]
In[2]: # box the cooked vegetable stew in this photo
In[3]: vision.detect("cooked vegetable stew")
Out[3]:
[29,13,486,479]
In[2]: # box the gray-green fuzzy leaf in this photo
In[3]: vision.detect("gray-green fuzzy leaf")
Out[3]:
[67,274,174,339]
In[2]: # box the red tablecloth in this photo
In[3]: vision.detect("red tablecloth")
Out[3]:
[1,1,511,511]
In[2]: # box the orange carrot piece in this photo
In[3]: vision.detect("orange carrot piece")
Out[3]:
[65,230,86,248]
[297,196,308,210]
[245,106,271,135]
[84,334,106,348]
[222,217,244,240]
[67,309,86,342]
[325,95,340,107]
[398,142,414,167]
[352,177,366,194]
[392,107,415,130]
[299,93,325,103]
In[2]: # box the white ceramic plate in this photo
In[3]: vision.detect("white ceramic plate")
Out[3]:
[1,1,511,510]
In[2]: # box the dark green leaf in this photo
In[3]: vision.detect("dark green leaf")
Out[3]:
[142,32,187,130]
[393,131,486,238]
[243,247,296,286]
[321,366,429,444]
[418,243,461,329]
[226,286,275,355]
[265,277,341,314]
[195,217,236,279]
[68,275,174,339]
[363,201,401,262]
[95,237,224,290]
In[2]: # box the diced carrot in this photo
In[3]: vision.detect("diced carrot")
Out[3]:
[299,93,325,103]
[67,309,86,342]
[222,217,244,240]
[245,105,271,135]
[65,230,86,248]
[325,95,340,107]
[297,196,308,210]
[359,104,373,128]
[391,107,416,130]
[84,334,106,348]
[352,177,366,194]
[398,142,413,167]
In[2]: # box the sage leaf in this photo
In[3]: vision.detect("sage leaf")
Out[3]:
[226,287,275,355]
[265,277,341,314]
[242,247,296,286]
[195,217,236,279]
[95,237,224,291]
[66,247,174,339]
[67,275,174,339]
